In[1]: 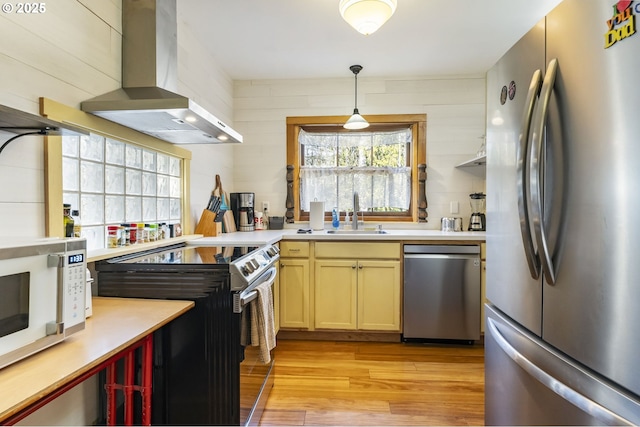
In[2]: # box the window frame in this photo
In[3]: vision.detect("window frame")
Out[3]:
[286,114,426,223]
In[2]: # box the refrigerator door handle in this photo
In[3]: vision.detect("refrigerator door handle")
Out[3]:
[487,317,634,426]
[529,58,558,285]
[517,69,543,280]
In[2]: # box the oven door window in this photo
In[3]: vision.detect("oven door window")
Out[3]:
[0,272,30,338]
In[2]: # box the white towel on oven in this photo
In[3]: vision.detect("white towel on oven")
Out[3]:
[249,281,276,364]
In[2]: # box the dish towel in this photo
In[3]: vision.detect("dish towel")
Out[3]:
[249,281,276,364]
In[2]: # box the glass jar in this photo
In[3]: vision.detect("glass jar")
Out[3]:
[138,223,147,243]
[148,224,158,242]
[63,204,74,238]
[129,223,137,245]
[107,225,120,248]
[72,210,81,238]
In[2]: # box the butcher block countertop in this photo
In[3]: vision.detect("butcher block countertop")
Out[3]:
[0,297,194,423]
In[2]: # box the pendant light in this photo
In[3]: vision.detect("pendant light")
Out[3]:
[339,0,397,36]
[344,65,369,130]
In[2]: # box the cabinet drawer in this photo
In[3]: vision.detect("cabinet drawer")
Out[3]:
[280,241,310,258]
[480,242,486,260]
[315,242,400,259]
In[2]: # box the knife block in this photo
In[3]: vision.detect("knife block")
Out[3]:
[194,210,222,236]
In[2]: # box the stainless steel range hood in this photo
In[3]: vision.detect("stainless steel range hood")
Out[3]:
[81,0,242,145]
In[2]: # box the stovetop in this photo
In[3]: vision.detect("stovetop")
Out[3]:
[119,245,261,265]
[109,243,280,291]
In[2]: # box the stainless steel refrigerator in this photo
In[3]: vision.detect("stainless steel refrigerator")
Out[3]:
[485,0,640,424]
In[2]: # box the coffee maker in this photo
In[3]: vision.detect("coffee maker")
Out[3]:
[468,192,486,231]
[230,192,255,232]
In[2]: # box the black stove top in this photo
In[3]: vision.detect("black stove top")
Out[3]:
[118,245,259,265]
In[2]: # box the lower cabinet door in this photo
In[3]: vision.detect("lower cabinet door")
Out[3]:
[358,260,401,331]
[314,260,358,330]
[279,259,310,329]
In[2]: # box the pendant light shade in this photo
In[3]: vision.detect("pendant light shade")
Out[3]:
[344,65,369,130]
[339,0,397,36]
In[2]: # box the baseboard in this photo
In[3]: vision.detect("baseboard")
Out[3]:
[277,330,401,342]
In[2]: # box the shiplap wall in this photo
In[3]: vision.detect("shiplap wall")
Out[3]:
[0,0,236,238]
[233,75,487,228]
[1,1,236,424]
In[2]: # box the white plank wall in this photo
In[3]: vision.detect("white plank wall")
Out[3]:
[233,75,486,227]
[1,1,236,424]
[0,0,237,239]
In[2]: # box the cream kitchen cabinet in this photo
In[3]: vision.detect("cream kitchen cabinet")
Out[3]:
[278,241,310,329]
[314,242,401,332]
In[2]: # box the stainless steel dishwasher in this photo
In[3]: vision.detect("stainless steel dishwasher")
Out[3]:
[403,245,481,343]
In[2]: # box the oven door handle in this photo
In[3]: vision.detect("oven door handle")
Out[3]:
[235,266,277,313]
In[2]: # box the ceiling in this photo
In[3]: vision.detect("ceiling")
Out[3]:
[178,0,563,81]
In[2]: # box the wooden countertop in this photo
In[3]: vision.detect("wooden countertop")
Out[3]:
[0,297,194,423]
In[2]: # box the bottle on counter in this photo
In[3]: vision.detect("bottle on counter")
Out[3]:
[107,225,120,248]
[344,211,352,230]
[63,204,74,238]
[332,207,340,229]
[121,223,131,245]
[149,223,158,241]
[263,207,269,230]
[138,223,147,243]
[129,223,137,244]
[118,225,126,246]
[72,210,81,238]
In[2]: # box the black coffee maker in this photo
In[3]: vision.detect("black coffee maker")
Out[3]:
[468,192,486,231]
[230,192,255,232]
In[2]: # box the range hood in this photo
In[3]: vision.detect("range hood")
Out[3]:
[81,0,242,145]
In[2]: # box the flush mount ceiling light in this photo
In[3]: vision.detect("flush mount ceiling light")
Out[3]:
[339,0,397,35]
[344,64,369,130]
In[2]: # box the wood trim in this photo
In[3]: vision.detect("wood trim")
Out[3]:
[44,135,64,237]
[286,114,427,223]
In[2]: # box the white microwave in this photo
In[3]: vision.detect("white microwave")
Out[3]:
[0,238,86,369]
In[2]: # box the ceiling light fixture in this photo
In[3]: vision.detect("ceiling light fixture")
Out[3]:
[339,0,397,36]
[344,64,369,130]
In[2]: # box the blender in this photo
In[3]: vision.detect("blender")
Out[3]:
[468,192,486,231]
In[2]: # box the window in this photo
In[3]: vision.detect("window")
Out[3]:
[300,127,411,213]
[42,98,192,248]
[287,114,427,222]
[61,133,183,251]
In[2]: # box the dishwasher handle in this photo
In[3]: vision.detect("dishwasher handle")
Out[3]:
[404,253,480,261]
[404,245,480,255]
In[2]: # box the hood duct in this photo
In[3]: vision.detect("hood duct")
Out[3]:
[81,0,242,145]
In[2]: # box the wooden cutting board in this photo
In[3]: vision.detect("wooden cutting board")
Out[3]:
[213,175,236,233]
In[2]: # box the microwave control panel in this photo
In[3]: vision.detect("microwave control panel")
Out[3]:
[63,249,86,331]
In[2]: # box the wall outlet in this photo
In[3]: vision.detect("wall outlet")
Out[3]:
[450,201,459,214]
[262,201,270,212]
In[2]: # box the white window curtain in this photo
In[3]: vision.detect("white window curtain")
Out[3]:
[299,128,411,212]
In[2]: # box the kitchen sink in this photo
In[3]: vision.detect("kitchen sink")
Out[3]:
[326,229,387,234]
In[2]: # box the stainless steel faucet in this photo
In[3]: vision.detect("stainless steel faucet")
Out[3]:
[352,192,359,230]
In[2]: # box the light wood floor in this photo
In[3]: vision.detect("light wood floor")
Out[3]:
[259,339,485,426]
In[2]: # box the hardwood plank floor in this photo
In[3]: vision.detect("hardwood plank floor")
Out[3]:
[259,339,484,426]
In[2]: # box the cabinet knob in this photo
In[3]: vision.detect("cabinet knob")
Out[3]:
[280,263,284,268]
[358,264,363,269]
[352,264,356,269]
